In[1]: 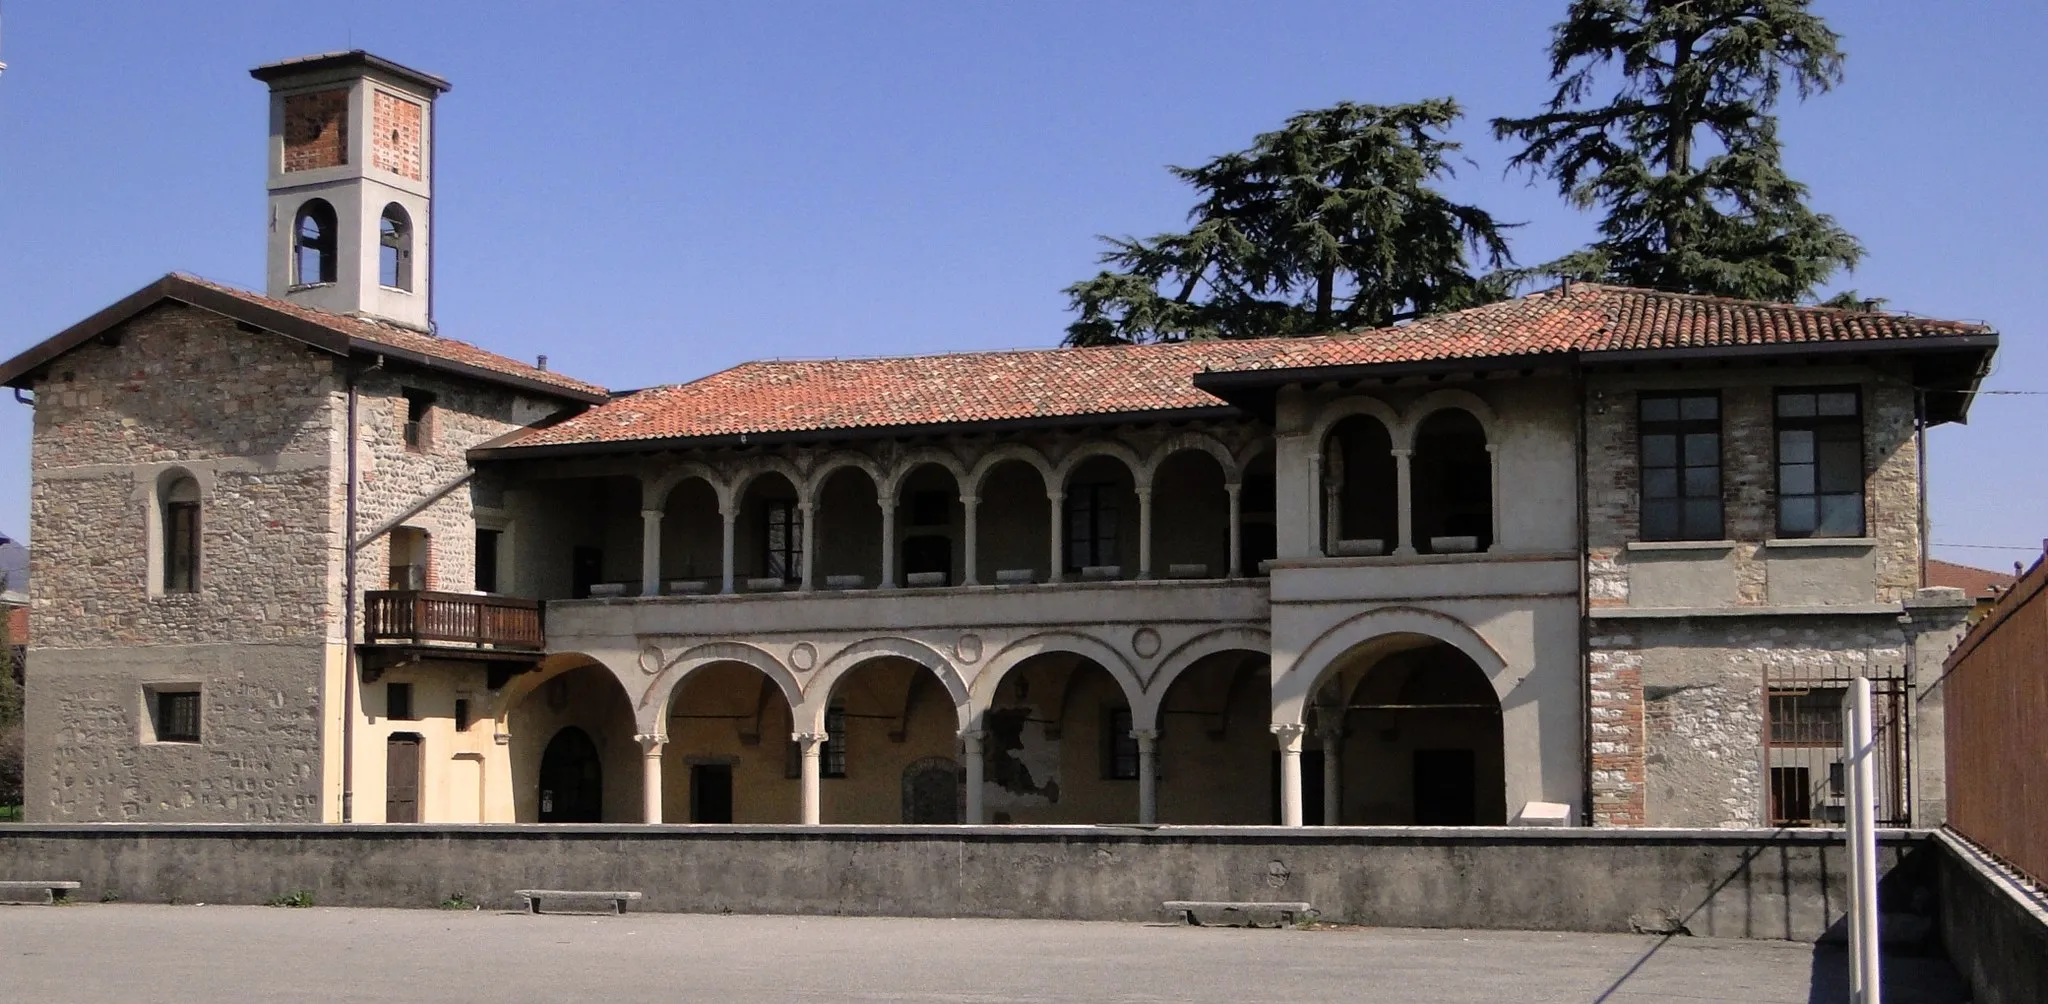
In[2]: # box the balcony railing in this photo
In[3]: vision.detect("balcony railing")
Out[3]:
[364,590,544,651]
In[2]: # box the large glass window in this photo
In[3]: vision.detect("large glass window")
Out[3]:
[1638,393,1722,541]
[762,500,803,582]
[1064,483,1120,570]
[162,476,201,593]
[1776,388,1864,538]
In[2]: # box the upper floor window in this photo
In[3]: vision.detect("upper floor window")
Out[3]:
[1064,482,1120,570]
[293,199,338,286]
[162,475,201,593]
[389,526,430,591]
[475,528,502,594]
[379,204,413,291]
[402,389,435,451]
[1639,393,1722,541]
[762,500,803,583]
[1776,388,1864,538]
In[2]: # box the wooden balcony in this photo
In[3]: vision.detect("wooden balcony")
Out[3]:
[363,590,545,652]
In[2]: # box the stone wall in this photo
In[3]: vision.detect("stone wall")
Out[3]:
[0,824,1941,944]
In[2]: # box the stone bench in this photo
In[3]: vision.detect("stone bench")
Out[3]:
[0,881,81,906]
[1162,900,1315,928]
[515,888,642,915]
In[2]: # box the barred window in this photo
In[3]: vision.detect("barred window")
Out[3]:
[1768,688,1844,747]
[154,690,201,743]
[1776,388,1864,538]
[1638,393,1722,541]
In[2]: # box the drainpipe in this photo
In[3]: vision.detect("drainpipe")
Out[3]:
[1915,389,1928,587]
[340,355,382,821]
[1573,353,1592,826]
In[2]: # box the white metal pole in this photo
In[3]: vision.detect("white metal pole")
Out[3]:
[1844,696,1865,1004]
[1852,676,1882,1004]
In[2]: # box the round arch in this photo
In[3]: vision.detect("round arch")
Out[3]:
[490,651,633,740]
[970,631,1147,729]
[1273,606,1510,723]
[1143,433,1239,485]
[1400,389,1498,450]
[1308,395,1402,455]
[634,640,802,737]
[726,457,805,505]
[803,451,884,499]
[1148,626,1271,728]
[965,444,1056,497]
[881,448,970,500]
[1052,441,1149,493]
[801,637,970,732]
[644,462,729,512]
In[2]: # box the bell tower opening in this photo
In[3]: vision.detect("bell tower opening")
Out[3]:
[251,51,450,332]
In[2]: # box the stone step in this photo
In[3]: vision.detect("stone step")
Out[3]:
[514,888,643,915]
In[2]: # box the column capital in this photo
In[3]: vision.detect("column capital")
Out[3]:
[792,731,828,751]
[957,728,987,753]
[1224,480,1242,494]
[640,508,663,519]
[1484,442,1499,453]
[878,491,898,507]
[798,499,816,513]
[959,494,980,506]
[1047,489,1066,503]
[1269,722,1306,750]
[634,733,665,754]
[1130,728,1159,752]
[1389,447,1414,458]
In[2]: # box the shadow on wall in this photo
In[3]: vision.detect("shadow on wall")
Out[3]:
[508,663,639,823]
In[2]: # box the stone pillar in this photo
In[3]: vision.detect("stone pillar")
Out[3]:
[1319,726,1343,826]
[1047,490,1066,584]
[878,493,897,588]
[639,509,663,597]
[960,729,986,824]
[1306,451,1324,556]
[960,495,980,586]
[1902,587,1974,826]
[1136,487,1154,579]
[1225,482,1243,578]
[794,731,827,825]
[1134,729,1159,824]
[798,500,817,591]
[1322,449,1344,554]
[636,735,664,824]
[1390,448,1415,555]
[719,504,737,594]
[1272,723,1305,826]
[1485,442,1501,552]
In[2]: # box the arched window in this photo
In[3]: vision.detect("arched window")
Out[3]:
[1323,414,1397,556]
[1412,409,1493,553]
[293,199,338,286]
[378,203,412,291]
[162,475,201,593]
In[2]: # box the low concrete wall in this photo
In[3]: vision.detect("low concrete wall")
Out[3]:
[0,824,1935,942]
[1935,830,2048,1004]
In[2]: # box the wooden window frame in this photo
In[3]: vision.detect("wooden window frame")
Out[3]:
[761,499,803,584]
[1774,387,1865,538]
[1063,482,1120,571]
[1637,392,1724,542]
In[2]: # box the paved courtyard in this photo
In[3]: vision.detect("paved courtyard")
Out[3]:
[0,904,1967,1003]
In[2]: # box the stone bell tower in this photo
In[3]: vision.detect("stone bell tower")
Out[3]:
[251,51,450,332]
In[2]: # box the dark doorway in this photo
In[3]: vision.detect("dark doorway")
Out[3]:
[901,757,962,823]
[571,546,603,599]
[902,535,951,585]
[1413,749,1478,825]
[690,764,734,823]
[538,726,603,822]
[385,733,422,823]
[1269,751,1326,824]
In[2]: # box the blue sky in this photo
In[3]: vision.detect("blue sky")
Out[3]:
[0,1,2041,566]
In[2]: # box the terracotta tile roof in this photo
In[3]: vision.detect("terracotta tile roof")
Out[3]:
[487,283,1994,452]
[1926,558,2019,601]
[1201,283,1994,376]
[174,274,608,400]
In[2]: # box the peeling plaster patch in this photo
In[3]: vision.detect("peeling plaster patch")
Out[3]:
[982,705,1060,810]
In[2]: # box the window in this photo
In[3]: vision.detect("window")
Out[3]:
[402,389,435,450]
[475,529,502,593]
[387,682,416,721]
[1064,483,1120,570]
[762,500,802,583]
[293,199,338,286]
[379,204,413,290]
[151,690,201,743]
[1104,707,1139,780]
[389,527,430,590]
[454,698,471,732]
[1776,388,1864,538]
[1768,688,1844,747]
[162,476,201,594]
[787,705,848,779]
[1638,393,1723,541]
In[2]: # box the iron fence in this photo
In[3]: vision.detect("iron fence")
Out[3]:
[1762,657,1912,828]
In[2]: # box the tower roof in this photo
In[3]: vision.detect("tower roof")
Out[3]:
[249,50,451,94]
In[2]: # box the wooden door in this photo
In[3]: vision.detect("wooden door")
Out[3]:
[385,734,422,823]
[539,726,603,822]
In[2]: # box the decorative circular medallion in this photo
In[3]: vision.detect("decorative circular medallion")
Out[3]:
[1131,627,1162,659]
[789,642,818,672]
[638,645,666,676]
[955,633,984,664]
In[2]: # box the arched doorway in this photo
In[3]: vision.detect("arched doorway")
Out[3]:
[1412,409,1492,554]
[1319,636,1505,824]
[1150,448,1230,579]
[662,660,801,823]
[506,659,641,822]
[1323,414,1398,556]
[538,726,603,823]
[973,458,1050,584]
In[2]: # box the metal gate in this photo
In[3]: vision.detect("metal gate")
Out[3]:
[1762,658,1912,827]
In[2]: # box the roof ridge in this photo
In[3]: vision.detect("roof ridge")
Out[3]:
[1567,281,1992,329]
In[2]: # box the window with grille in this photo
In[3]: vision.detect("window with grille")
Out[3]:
[153,690,201,743]
[1775,388,1864,538]
[1638,393,1722,541]
[1064,483,1120,570]
[1104,707,1138,780]
[763,500,803,583]
[1768,688,1844,747]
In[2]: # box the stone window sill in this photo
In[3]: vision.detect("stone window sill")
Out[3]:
[1625,539,1736,553]
[1765,537,1877,550]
